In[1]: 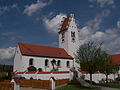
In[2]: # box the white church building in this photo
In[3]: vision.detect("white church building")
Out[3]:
[13,14,120,83]
[13,14,80,80]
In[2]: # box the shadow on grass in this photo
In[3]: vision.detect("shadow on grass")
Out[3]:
[97,83,120,89]
[57,78,98,90]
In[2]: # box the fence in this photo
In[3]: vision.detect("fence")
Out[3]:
[0,80,13,90]
[0,79,69,90]
[56,79,69,86]
[20,79,51,89]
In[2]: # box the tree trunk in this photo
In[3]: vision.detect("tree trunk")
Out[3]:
[114,74,115,80]
[106,74,108,83]
[90,73,92,88]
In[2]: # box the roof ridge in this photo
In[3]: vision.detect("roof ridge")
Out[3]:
[18,42,63,49]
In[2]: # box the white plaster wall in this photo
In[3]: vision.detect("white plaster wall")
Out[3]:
[58,15,80,68]
[19,55,73,72]
[17,73,71,80]
[13,46,22,72]
[81,73,118,83]
[59,31,69,53]
[67,17,80,57]
[59,16,79,58]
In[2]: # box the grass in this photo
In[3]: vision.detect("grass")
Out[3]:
[57,85,98,90]
[57,77,98,90]
[97,83,120,89]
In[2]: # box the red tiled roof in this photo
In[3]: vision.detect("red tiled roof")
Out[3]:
[52,71,69,74]
[16,72,24,74]
[59,15,71,33]
[37,71,51,74]
[18,43,73,59]
[110,54,120,65]
[25,71,36,74]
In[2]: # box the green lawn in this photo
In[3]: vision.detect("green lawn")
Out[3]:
[57,85,98,90]
[97,83,120,89]
[57,77,98,90]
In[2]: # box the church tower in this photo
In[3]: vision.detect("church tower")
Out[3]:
[59,14,79,58]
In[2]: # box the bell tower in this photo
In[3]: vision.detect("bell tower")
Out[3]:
[59,14,79,58]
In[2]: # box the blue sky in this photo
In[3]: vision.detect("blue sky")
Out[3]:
[0,0,120,65]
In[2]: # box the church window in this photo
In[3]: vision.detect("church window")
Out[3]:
[29,58,34,66]
[71,31,75,38]
[71,31,75,42]
[57,60,61,67]
[66,61,70,67]
[61,32,65,42]
[45,59,49,67]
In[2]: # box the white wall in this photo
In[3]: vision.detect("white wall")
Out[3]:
[16,54,73,72]
[78,72,118,83]
[59,15,79,58]
[13,46,22,72]
[17,72,73,80]
[58,15,80,68]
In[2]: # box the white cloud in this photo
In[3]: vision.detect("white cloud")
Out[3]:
[79,10,120,54]
[2,32,14,36]
[11,4,18,9]
[43,13,67,34]
[89,0,115,8]
[86,9,110,32]
[0,4,18,15]
[0,47,16,60]
[43,10,120,54]
[91,32,105,40]
[117,21,120,29]
[23,0,53,16]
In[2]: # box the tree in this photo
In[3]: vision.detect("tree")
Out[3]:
[75,41,107,86]
[99,57,114,83]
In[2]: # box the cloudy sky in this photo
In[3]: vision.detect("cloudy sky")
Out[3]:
[0,0,120,65]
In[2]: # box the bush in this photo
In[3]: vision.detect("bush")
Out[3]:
[116,77,120,81]
[85,80,96,85]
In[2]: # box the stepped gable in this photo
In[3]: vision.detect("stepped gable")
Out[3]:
[59,15,72,33]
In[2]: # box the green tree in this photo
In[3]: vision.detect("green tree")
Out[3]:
[75,41,107,86]
[99,57,114,83]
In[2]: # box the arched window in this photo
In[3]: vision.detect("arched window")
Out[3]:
[66,61,70,67]
[29,58,34,66]
[45,59,49,67]
[61,32,65,42]
[71,31,75,42]
[57,60,61,67]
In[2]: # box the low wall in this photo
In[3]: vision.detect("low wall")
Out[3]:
[85,73,118,83]
[16,71,73,80]
[79,72,118,83]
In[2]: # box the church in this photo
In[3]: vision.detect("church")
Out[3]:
[13,14,80,73]
[13,14,120,83]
